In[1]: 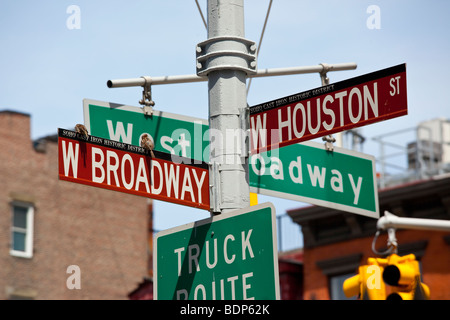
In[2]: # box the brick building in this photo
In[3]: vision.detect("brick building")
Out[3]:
[288,176,450,300]
[6,108,446,300]
[0,110,150,299]
[1,109,305,301]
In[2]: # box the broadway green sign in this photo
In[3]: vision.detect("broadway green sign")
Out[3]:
[249,141,379,218]
[83,99,209,163]
[153,203,280,300]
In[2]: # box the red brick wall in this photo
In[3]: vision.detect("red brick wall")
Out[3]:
[0,111,149,299]
[278,250,304,300]
[303,229,450,300]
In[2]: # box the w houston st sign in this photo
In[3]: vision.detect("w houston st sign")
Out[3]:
[250,64,407,153]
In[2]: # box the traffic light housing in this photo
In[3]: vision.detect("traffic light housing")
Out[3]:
[383,253,430,300]
[343,254,430,300]
[343,258,386,300]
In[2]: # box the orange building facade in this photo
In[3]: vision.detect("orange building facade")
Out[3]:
[288,177,450,300]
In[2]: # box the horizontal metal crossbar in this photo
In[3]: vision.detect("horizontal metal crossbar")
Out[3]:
[106,62,357,88]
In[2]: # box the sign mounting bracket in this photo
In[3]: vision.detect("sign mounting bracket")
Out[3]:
[210,162,221,214]
[319,63,331,86]
[322,134,336,152]
[139,76,155,116]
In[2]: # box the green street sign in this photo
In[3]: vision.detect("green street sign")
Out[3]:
[83,99,378,218]
[249,141,379,218]
[83,99,209,163]
[153,202,280,300]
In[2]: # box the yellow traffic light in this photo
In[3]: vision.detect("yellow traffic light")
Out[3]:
[383,254,430,300]
[343,254,430,300]
[343,273,362,298]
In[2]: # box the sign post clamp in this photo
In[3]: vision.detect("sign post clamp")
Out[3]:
[139,76,155,116]
[196,36,257,76]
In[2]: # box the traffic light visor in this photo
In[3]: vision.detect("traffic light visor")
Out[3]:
[383,264,415,286]
[343,274,360,298]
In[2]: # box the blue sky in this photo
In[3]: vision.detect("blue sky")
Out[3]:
[2,1,450,246]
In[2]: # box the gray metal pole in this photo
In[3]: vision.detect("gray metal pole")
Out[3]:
[204,0,251,214]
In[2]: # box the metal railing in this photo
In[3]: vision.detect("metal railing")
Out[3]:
[276,213,303,252]
[372,121,450,189]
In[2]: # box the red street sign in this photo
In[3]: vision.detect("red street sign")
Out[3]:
[250,64,408,153]
[58,129,210,210]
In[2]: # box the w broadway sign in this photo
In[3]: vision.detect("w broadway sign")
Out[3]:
[250,141,379,218]
[58,129,210,210]
[250,64,407,153]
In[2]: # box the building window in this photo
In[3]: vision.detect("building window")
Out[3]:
[330,273,357,300]
[316,253,363,300]
[10,202,34,258]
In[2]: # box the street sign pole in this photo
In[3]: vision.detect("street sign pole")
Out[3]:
[198,0,255,214]
[105,1,359,214]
